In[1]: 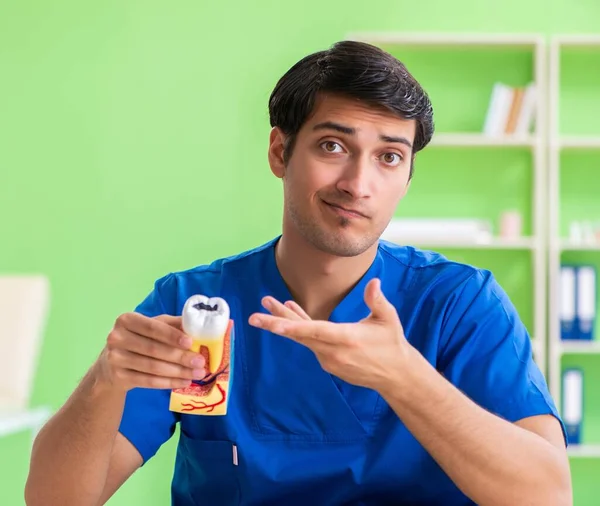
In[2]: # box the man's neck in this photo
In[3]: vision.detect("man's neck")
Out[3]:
[275,230,378,321]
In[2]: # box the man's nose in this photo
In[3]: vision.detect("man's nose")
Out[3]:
[335,156,371,199]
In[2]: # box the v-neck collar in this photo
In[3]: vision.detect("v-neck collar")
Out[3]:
[264,235,384,323]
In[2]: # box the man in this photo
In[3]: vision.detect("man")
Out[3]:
[25,40,572,506]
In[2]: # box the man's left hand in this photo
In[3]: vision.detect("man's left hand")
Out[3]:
[248,278,409,391]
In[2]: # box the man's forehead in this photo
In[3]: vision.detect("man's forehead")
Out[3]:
[303,96,416,142]
[308,94,414,126]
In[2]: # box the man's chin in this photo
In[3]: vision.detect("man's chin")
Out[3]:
[312,232,374,258]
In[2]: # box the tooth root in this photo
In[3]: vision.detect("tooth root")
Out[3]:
[190,336,224,373]
[205,339,224,374]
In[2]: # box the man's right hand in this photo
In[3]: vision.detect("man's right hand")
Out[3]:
[95,312,206,392]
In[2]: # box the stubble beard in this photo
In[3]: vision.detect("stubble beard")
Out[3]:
[286,197,379,258]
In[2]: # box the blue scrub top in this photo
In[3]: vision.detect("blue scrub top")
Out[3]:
[119,236,565,506]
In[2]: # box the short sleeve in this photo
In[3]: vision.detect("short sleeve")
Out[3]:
[118,273,180,464]
[438,269,568,446]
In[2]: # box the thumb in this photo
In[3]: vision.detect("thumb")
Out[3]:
[364,278,396,322]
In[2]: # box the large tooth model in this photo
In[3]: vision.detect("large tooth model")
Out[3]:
[169,294,234,416]
[182,295,230,374]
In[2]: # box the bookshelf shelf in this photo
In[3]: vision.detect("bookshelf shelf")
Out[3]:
[559,341,600,354]
[381,235,539,250]
[568,444,600,458]
[559,240,600,252]
[558,136,600,150]
[347,32,543,48]
[431,133,539,147]
[552,35,600,47]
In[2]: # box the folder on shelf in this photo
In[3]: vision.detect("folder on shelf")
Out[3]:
[576,265,596,341]
[562,368,583,445]
[559,265,577,340]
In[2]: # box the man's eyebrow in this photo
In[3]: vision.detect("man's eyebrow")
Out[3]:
[313,121,355,135]
[380,134,413,150]
[313,121,413,149]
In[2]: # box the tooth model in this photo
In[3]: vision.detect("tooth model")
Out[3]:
[183,295,230,373]
[169,294,234,416]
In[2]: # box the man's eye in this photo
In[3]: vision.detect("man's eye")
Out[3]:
[381,153,402,165]
[321,141,343,153]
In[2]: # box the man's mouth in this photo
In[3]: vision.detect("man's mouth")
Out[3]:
[322,199,369,219]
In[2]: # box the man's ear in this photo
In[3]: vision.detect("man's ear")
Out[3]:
[268,127,286,179]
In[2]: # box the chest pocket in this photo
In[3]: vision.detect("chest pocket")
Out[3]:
[173,432,241,506]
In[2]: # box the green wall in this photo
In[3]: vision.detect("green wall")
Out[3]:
[2,1,600,504]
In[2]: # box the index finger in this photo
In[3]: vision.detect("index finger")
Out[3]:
[121,312,189,349]
[155,314,183,331]
[249,314,340,344]
[262,297,309,322]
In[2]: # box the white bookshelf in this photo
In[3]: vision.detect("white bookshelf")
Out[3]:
[547,35,600,456]
[348,32,548,372]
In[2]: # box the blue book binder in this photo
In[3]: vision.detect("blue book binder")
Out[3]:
[562,368,584,445]
[576,265,596,341]
[560,265,577,340]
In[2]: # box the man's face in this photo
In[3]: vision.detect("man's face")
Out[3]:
[269,93,416,257]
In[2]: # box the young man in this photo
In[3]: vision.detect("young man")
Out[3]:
[26,41,572,506]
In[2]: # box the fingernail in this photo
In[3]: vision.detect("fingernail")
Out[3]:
[192,368,205,379]
[262,298,271,308]
[250,315,262,325]
[191,357,204,367]
[180,336,193,348]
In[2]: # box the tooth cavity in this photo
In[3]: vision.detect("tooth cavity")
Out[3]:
[182,295,230,373]
[193,301,219,311]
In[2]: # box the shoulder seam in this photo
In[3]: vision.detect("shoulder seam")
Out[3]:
[154,273,173,314]
[439,269,483,339]
[378,242,481,273]
[170,237,277,277]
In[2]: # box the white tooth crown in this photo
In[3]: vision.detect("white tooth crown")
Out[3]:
[182,295,230,339]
